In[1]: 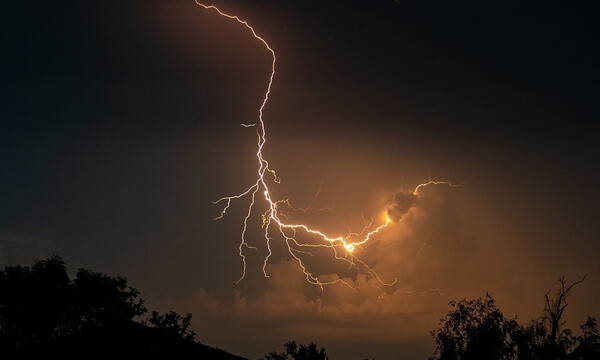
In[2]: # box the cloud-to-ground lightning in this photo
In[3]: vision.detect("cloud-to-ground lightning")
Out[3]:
[197,1,458,289]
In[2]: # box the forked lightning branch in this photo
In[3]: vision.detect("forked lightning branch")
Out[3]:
[196,1,457,288]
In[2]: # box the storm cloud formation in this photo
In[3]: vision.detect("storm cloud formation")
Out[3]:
[386,191,417,222]
[156,183,482,360]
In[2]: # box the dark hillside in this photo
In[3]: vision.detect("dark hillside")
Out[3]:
[5,320,248,359]
[0,256,247,360]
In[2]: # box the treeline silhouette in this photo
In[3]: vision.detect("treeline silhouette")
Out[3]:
[0,255,247,359]
[1,256,598,360]
[429,277,599,360]
[255,276,599,360]
[261,340,329,360]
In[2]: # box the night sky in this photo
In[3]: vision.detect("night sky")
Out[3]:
[1,1,599,359]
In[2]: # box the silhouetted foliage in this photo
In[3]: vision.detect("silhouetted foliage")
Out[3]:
[429,295,518,360]
[0,255,145,347]
[261,341,329,360]
[510,276,589,360]
[541,276,587,359]
[4,256,597,360]
[0,255,72,346]
[0,256,246,359]
[570,317,600,360]
[430,276,599,360]
[74,267,146,327]
[146,310,196,341]
[510,318,551,360]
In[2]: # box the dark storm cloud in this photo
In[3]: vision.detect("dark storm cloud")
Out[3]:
[163,183,473,359]
[386,191,417,222]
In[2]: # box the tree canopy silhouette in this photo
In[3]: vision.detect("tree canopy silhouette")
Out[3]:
[0,255,146,346]
[429,295,518,360]
[146,310,196,341]
[430,277,600,360]
[3,256,597,360]
[261,341,329,360]
[0,255,246,359]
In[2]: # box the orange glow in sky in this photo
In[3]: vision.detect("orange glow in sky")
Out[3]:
[197,1,458,289]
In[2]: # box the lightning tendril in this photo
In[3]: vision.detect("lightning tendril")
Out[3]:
[197,1,458,289]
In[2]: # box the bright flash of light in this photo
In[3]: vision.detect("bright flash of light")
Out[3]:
[197,2,458,289]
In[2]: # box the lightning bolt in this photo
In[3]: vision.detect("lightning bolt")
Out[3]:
[197,1,458,289]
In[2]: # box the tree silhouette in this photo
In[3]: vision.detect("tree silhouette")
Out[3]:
[430,277,599,360]
[147,310,196,341]
[0,255,73,346]
[542,276,587,358]
[0,256,146,346]
[570,317,600,360]
[74,267,146,328]
[429,295,518,360]
[510,318,549,360]
[262,341,329,360]
[0,255,146,348]
[512,275,590,360]
[0,255,251,359]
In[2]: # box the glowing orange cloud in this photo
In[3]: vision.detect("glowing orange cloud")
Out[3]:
[196,1,457,289]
